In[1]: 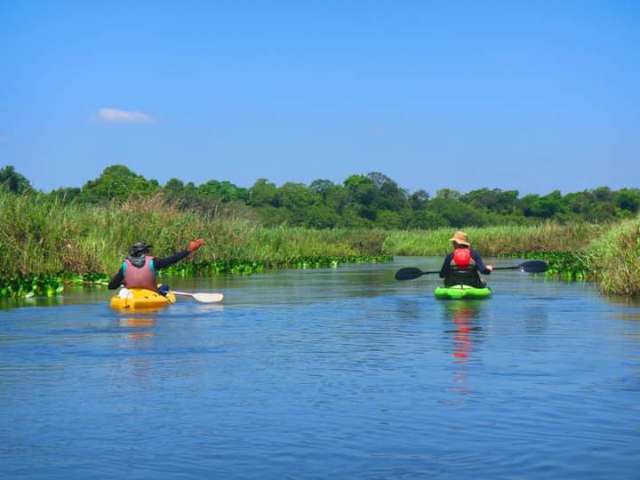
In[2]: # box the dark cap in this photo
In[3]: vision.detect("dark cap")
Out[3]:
[129,241,152,256]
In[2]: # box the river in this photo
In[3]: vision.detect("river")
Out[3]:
[1,257,639,479]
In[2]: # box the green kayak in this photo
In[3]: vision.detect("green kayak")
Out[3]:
[434,284,492,300]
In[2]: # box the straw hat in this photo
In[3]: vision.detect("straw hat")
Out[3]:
[449,231,471,247]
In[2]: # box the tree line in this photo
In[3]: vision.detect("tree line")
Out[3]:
[1,164,639,229]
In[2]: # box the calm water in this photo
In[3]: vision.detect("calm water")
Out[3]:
[1,257,639,479]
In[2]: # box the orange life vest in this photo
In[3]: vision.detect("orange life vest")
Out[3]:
[451,248,475,269]
[123,255,157,291]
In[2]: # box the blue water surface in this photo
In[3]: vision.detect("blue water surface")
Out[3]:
[1,257,639,479]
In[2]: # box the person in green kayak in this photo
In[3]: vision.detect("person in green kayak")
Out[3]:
[108,239,205,293]
[439,231,493,288]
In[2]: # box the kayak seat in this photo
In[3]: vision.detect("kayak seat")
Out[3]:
[444,267,486,288]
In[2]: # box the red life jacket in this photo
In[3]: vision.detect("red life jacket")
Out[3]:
[123,255,158,291]
[452,248,474,269]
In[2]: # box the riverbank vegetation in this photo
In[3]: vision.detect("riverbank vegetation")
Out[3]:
[585,219,640,296]
[382,223,602,256]
[1,165,639,297]
[0,193,391,296]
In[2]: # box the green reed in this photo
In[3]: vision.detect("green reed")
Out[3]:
[585,219,640,296]
[0,193,392,297]
[382,223,603,257]
[509,219,640,294]
[1,191,637,298]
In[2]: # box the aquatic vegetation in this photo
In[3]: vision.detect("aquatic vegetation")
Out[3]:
[159,255,392,277]
[0,272,112,299]
[0,274,64,298]
[514,251,592,281]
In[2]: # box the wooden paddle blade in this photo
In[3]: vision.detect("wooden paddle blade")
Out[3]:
[520,260,548,273]
[395,267,425,281]
[192,293,224,303]
[172,291,225,303]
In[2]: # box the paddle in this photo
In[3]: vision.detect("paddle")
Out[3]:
[395,260,548,281]
[172,291,224,303]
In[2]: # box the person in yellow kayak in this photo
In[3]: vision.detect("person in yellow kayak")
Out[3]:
[108,239,205,294]
[439,231,493,288]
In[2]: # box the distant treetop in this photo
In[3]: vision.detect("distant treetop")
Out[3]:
[2,164,638,230]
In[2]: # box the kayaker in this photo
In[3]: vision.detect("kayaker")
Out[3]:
[108,239,205,292]
[439,231,493,287]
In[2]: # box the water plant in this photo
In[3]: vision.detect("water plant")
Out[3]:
[514,251,592,281]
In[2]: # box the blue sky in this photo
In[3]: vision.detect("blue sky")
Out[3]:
[1,1,638,194]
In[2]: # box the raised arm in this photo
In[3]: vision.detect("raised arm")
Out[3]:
[154,239,205,270]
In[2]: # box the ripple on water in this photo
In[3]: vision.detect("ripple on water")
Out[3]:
[1,259,640,479]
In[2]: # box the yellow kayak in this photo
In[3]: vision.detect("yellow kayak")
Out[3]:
[110,288,176,310]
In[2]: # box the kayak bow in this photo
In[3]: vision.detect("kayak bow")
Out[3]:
[110,288,176,310]
[434,285,492,300]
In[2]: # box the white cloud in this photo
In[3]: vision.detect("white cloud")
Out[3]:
[98,107,154,123]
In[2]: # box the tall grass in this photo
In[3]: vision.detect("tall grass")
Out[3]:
[2,192,638,297]
[382,223,603,256]
[0,193,388,277]
[586,218,640,296]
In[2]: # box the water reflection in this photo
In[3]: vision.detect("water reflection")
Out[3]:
[442,301,484,363]
[115,314,160,384]
[0,296,65,310]
[391,297,424,321]
[190,304,224,315]
[522,304,549,336]
[119,316,156,341]
[441,301,485,397]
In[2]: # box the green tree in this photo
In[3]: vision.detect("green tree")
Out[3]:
[0,165,32,194]
[593,186,614,203]
[306,205,340,228]
[273,182,319,224]
[198,180,248,202]
[164,178,185,194]
[368,172,407,212]
[463,188,519,214]
[323,184,349,213]
[429,198,487,227]
[375,210,403,229]
[409,190,429,210]
[408,209,449,229]
[79,165,159,203]
[615,188,640,214]
[275,182,317,210]
[435,188,461,201]
[248,179,278,207]
[523,190,565,219]
[564,191,591,216]
[255,205,292,226]
[344,174,377,206]
[309,179,335,198]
